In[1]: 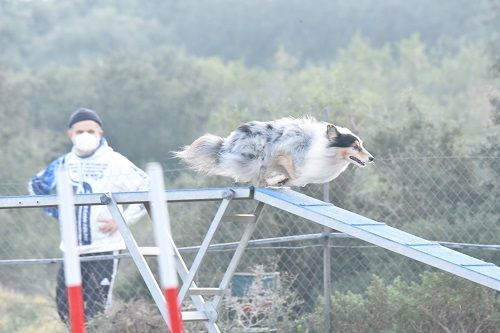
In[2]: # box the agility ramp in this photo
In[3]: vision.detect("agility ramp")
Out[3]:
[2,187,500,332]
[254,187,500,292]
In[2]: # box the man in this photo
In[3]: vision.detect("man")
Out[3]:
[29,108,149,324]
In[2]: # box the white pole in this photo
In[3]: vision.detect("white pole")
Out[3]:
[57,165,86,333]
[147,162,184,333]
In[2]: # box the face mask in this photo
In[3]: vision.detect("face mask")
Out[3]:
[72,132,100,156]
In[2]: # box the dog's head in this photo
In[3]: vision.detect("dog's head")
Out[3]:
[326,124,374,167]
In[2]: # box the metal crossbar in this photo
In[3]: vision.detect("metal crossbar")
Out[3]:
[0,188,253,209]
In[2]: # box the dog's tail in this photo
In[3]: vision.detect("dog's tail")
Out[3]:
[174,134,224,174]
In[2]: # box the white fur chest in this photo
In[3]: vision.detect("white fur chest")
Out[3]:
[292,131,350,186]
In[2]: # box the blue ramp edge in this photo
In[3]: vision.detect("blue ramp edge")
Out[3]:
[254,187,500,291]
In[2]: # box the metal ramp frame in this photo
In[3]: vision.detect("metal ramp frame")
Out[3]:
[103,188,259,333]
[2,186,500,332]
[253,187,500,291]
[1,187,257,333]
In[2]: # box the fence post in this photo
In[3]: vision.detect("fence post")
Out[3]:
[56,166,86,333]
[147,163,184,333]
[323,109,332,333]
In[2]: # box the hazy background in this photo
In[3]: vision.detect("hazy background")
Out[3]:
[1,0,498,177]
[1,1,500,332]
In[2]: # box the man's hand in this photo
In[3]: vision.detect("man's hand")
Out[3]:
[98,217,118,234]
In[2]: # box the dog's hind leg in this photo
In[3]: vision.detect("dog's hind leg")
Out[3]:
[260,154,296,186]
[275,154,296,180]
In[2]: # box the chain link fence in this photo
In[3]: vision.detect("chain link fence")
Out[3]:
[0,156,499,332]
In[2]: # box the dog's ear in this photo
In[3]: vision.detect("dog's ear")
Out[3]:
[326,124,340,140]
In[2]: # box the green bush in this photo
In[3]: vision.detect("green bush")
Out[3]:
[86,299,165,333]
[307,272,500,333]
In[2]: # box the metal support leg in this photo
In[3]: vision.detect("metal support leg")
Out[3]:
[104,191,262,333]
[179,193,233,303]
[107,193,222,333]
[211,202,265,309]
[169,235,221,333]
[104,194,170,325]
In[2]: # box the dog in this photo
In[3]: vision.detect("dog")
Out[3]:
[174,117,374,187]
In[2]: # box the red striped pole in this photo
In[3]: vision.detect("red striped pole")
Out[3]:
[147,163,184,333]
[57,166,86,333]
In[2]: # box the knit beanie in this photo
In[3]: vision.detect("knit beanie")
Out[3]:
[68,108,103,128]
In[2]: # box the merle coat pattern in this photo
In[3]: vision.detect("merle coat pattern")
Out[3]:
[175,117,374,187]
